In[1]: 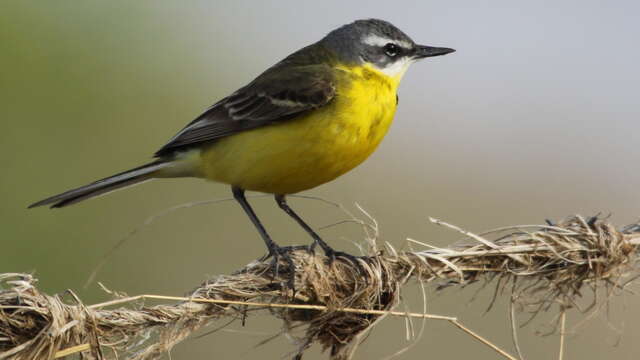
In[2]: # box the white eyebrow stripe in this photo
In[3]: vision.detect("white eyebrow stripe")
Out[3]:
[362,34,412,49]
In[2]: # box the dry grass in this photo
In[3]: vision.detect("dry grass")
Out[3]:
[1,215,639,359]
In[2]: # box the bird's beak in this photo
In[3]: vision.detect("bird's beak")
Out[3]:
[413,45,456,59]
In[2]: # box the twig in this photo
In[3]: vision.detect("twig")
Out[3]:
[89,294,457,320]
[450,320,518,360]
[55,294,520,360]
[558,311,566,360]
[510,280,526,360]
[54,344,91,358]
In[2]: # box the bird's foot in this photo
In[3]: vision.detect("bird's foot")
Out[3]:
[261,244,301,292]
[317,242,367,277]
[306,240,318,256]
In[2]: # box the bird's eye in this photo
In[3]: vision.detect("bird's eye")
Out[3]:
[383,43,399,57]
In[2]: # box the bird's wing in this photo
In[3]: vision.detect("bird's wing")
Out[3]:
[154,63,336,157]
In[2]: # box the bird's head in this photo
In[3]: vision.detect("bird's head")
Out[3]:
[322,19,455,79]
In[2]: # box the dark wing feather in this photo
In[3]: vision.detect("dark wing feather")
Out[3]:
[154,62,336,157]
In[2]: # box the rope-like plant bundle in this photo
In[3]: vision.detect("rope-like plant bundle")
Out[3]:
[1,215,639,360]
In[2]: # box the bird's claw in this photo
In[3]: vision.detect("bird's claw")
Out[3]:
[262,244,300,292]
[322,247,367,276]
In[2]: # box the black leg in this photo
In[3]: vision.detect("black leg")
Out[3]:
[232,186,279,255]
[275,194,334,255]
[233,187,298,291]
[275,195,363,269]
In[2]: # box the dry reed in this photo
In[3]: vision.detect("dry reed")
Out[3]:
[1,214,639,360]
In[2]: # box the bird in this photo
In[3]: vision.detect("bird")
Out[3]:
[29,19,455,264]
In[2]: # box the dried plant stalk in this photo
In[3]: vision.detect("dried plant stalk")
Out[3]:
[1,215,639,360]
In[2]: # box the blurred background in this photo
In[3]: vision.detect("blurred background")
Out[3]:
[2,0,639,359]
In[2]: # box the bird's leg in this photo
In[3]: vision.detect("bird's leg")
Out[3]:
[275,194,363,268]
[275,194,333,255]
[232,187,295,288]
[232,186,279,253]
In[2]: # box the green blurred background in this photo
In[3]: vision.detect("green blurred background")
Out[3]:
[2,1,639,359]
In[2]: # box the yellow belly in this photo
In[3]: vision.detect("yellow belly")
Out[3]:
[198,65,399,194]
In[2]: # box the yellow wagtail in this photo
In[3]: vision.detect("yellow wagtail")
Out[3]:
[29,19,454,262]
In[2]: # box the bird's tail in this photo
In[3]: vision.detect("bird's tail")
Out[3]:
[28,161,171,208]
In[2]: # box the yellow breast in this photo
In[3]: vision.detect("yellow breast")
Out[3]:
[198,64,400,194]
